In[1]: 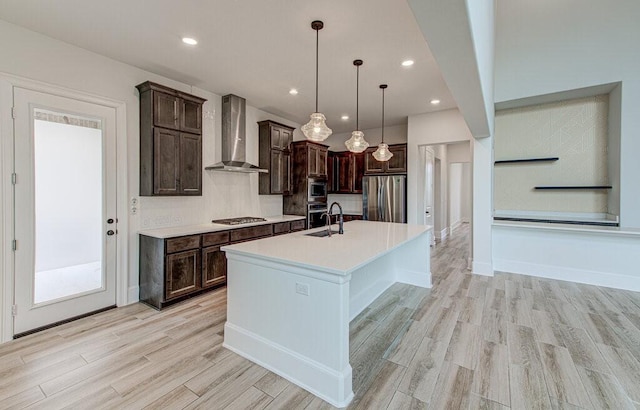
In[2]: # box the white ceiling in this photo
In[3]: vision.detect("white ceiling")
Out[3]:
[0,0,456,134]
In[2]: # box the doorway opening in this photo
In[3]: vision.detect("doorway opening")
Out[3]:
[417,142,472,267]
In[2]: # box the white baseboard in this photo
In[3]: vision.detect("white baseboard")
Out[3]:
[472,260,494,276]
[224,322,354,408]
[451,220,462,231]
[435,227,449,240]
[127,286,139,305]
[494,258,640,292]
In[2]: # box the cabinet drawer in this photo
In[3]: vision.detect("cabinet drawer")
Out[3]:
[202,231,230,247]
[166,235,200,253]
[230,225,273,242]
[291,219,306,232]
[273,222,291,235]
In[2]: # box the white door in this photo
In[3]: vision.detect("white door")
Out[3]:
[423,148,435,246]
[13,87,117,335]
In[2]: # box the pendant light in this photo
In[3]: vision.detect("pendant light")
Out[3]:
[345,59,369,153]
[301,20,332,142]
[373,84,393,162]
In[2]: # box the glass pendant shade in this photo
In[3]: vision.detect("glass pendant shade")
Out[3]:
[302,112,332,142]
[344,130,369,153]
[373,143,393,161]
[346,59,368,153]
[304,21,332,142]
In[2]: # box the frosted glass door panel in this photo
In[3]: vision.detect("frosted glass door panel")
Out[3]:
[33,116,103,304]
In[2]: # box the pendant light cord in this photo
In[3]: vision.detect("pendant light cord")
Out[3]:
[356,65,359,131]
[315,28,319,113]
[381,87,385,143]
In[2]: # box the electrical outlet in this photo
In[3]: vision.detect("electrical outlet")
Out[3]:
[295,282,310,296]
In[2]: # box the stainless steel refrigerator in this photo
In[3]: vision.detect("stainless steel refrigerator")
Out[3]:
[362,175,407,223]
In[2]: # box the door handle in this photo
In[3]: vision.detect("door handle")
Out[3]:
[107,230,116,236]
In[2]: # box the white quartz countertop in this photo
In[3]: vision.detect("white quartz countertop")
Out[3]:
[222,220,432,275]
[138,215,306,239]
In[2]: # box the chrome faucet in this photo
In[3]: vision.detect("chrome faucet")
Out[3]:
[329,202,344,234]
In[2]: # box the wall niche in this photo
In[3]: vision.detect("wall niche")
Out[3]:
[493,83,621,226]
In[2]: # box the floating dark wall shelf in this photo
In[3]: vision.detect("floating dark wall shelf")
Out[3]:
[534,185,612,190]
[495,157,559,164]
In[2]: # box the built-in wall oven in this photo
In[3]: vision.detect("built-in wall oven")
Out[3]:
[308,178,327,202]
[308,203,328,229]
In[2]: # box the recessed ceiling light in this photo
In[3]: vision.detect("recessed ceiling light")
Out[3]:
[182,37,198,45]
[401,60,414,67]
[341,115,349,120]
[430,99,441,105]
[289,88,299,95]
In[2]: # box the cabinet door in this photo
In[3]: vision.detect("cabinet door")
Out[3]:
[202,246,227,288]
[165,250,200,300]
[387,145,407,173]
[270,150,284,194]
[364,149,385,174]
[153,91,180,130]
[179,133,202,195]
[153,128,180,195]
[180,96,203,134]
[280,127,293,150]
[282,150,291,195]
[352,153,365,193]
[336,154,353,193]
[327,152,335,193]
[308,145,319,176]
[317,148,327,177]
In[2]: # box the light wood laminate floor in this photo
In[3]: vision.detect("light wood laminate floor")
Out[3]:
[2,223,640,409]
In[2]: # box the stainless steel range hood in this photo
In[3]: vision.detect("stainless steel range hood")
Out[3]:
[205,94,268,173]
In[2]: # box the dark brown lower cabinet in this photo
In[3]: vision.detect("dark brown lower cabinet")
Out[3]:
[165,250,200,301]
[139,218,307,309]
[202,245,227,288]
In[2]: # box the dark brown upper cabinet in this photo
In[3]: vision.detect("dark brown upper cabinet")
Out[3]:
[328,151,365,194]
[293,141,328,179]
[137,81,206,196]
[364,143,407,175]
[258,120,294,195]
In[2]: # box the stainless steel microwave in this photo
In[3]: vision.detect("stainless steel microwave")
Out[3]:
[308,178,327,202]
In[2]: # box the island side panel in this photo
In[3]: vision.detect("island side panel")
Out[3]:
[348,230,431,322]
[223,254,354,408]
[393,230,432,287]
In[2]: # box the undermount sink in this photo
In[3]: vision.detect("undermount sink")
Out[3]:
[305,230,339,237]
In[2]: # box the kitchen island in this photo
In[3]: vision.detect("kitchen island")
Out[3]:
[222,220,432,408]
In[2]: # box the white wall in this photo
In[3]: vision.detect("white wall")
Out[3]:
[446,141,471,163]
[0,20,301,310]
[495,0,640,228]
[493,0,640,291]
[449,163,463,228]
[449,162,472,229]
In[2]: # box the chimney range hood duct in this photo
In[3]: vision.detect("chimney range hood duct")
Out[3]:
[205,94,268,173]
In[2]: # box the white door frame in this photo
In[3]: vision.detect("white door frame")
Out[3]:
[0,72,128,342]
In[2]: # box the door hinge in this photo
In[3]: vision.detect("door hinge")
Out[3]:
[11,305,17,317]
[12,239,17,251]
[11,173,17,185]
[11,107,16,119]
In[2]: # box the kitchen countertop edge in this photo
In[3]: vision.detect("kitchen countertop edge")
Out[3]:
[138,215,306,239]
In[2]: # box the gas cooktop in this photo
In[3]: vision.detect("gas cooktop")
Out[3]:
[211,216,267,225]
